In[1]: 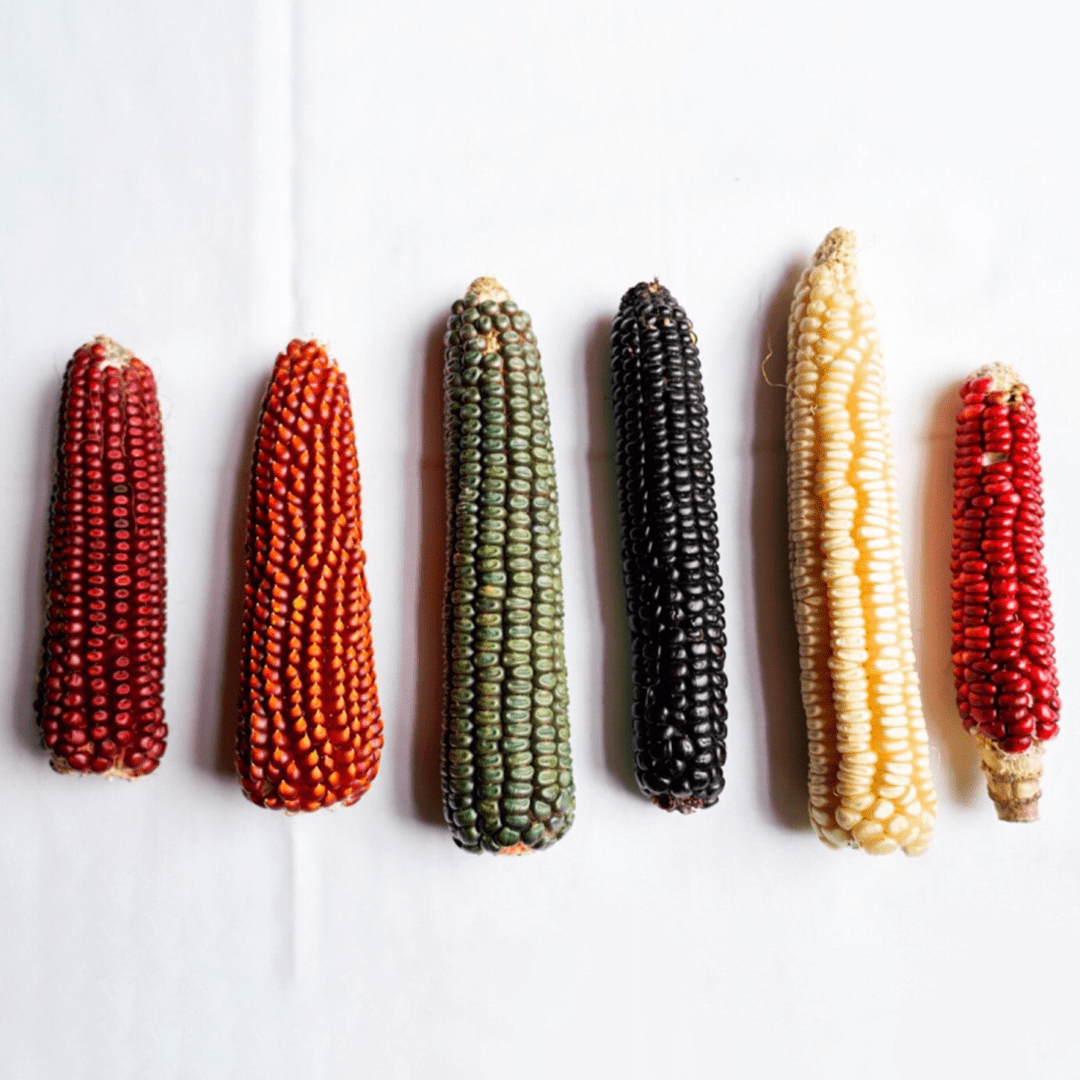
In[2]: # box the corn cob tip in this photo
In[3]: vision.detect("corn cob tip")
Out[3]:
[968,362,1025,398]
[812,227,857,271]
[90,335,136,369]
[974,731,1043,822]
[466,277,510,306]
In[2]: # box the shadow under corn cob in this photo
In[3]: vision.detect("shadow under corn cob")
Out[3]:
[36,337,167,777]
[610,282,727,812]
[441,277,574,853]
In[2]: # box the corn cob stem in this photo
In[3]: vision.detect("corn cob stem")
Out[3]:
[235,340,382,811]
[974,732,1042,822]
[952,363,1059,821]
[36,336,167,777]
[442,278,574,853]
[610,280,727,812]
[786,229,936,854]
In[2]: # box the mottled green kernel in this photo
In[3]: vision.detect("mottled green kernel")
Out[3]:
[522,822,545,845]
[443,279,572,854]
[497,827,522,849]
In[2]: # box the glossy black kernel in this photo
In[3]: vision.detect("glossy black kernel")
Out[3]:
[610,281,727,813]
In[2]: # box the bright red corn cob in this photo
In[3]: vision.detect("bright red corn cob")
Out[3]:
[36,337,167,777]
[952,363,1059,821]
[236,339,382,811]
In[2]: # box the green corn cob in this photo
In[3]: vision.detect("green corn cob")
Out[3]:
[441,277,575,854]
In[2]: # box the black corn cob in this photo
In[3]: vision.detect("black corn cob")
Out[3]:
[441,277,575,854]
[610,281,727,812]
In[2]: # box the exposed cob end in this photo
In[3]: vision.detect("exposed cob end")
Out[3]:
[650,793,708,814]
[811,227,857,272]
[466,276,510,306]
[48,757,141,780]
[968,361,1024,399]
[975,731,1043,822]
[92,335,136,370]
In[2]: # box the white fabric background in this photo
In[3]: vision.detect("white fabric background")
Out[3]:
[1,2,1077,1077]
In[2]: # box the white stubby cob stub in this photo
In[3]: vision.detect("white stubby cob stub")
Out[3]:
[785,228,937,855]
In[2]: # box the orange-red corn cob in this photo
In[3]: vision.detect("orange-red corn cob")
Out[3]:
[36,337,167,777]
[236,339,382,811]
[952,363,1059,820]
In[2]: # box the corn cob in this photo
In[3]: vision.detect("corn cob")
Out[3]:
[236,339,382,811]
[785,228,936,854]
[609,281,727,812]
[35,337,167,777]
[441,278,574,853]
[952,364,1059,821]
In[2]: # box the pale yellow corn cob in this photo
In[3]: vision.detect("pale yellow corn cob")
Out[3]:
[785,228,937,855]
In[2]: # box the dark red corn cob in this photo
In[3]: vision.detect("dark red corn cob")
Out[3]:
[236,340,382,812]
[952,363,1059,821]
[36,337,167,777]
